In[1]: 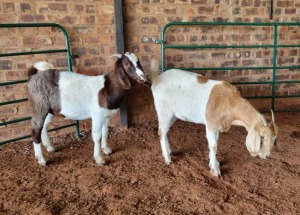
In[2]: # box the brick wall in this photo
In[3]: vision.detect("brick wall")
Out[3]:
[1,0,299,142]
[0,0,117,142]
[123,0,300,124]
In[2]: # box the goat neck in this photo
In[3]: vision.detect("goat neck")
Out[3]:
[231,99,263,131]
[108,64,131,90]
[98,66,131,110]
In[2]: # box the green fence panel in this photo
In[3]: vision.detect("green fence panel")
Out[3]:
[156,22,300,113]
[0,23,80,145]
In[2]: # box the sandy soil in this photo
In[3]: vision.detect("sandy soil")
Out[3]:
[0,113,299,215]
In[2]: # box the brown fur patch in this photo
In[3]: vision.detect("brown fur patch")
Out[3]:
[27,69,62,142]
[98,72,127,110]
[28,67,38,79]
[197,75,208,83]
[98,56,134,110]
[205,81,258,132]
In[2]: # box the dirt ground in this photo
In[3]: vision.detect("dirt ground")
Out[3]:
[0,112,299,215]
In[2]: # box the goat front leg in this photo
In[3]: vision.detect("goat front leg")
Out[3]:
[206,129,221,176]
[101,119,112,155]
[92,119,105,166]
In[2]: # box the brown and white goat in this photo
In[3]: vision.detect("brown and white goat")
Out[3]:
[27,53,148,166]
[150,59,278,176]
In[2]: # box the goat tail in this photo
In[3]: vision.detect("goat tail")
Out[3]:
[34,61,54,71]
[150,57,160,82]
[28,61,54,78]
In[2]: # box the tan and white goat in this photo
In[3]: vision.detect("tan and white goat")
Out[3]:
[150,59,278,176]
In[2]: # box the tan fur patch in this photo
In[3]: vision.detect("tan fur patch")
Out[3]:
[158,128,162,138]
[197,75,208,84]
[205,81,258,132]
[57,114,66,118]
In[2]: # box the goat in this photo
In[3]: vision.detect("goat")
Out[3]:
[150,59,278,176]
[27,52,149,166]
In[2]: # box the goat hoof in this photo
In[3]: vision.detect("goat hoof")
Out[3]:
[96,161,106,166]
[95,157,106,166]
[164,159,172,165]
[46,146,55,153]
[38,161,47,166]
[210,168,221,177]
[102,147,112,155]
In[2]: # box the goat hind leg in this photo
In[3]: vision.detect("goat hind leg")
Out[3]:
[158,114,175,165]
[41,113,55,152]
[32,116,47,166]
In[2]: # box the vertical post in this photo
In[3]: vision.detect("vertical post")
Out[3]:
[270,0,273,20]
[272,25,278,111]
[161,27,166,72]
[114,0,127,128]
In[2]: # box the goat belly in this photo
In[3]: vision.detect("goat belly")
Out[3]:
[152,69,220,124]
[58,72,105,120]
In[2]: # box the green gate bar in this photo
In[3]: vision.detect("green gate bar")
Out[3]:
[156,22,300,113]
[0,23,80,145]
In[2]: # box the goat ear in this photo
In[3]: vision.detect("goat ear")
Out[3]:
[115,66,131,89]
[111,54,122,59]
[245,126,261,156]
[258,113,268,127]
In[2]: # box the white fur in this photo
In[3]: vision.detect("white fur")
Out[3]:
[33,142,46,166]
[151,69,220,174]
[59,72,112,120]
[34,61,54,71]
[152,69,220,124]
[58,73,117,165]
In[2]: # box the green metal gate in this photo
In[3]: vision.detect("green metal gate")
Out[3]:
[0,23,80,145]
[156,22,300,112]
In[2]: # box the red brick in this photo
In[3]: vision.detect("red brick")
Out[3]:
[85,16,96,24]
[241,0,254,7]
[22,37,35,46]
[3,3,15,12]
[20,3,32,12]
[86,5,96,13]
[83,57,106,66]
[0,60,12,70]
[75,5,84,13]
[35,15,46,22]
[277,0,292,7]
[20,14,34,22]
[48,3,67,12]
[191,0,207,4]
